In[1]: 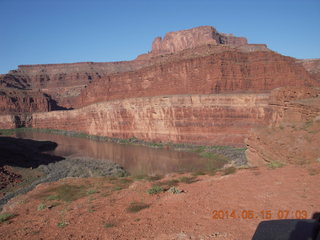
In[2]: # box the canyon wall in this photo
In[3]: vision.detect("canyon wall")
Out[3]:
[77,50,317,107]
[246,87,320,165]
[3,61,148,89]
[0,89,50,114]
[0,60,150,108]
[32,94,271,146]
[1,26,318,111]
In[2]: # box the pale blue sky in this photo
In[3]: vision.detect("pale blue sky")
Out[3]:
[0,0,319,73]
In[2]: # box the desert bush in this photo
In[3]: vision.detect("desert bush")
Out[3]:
[147,185,164,194]
[267,161,285,169]
[57,220,68,228]
[222,167,237,175]
[104,222,116,228]
[127,202,150,213]
[36,184,88,202]
[0,213,16,223]
[37,203,46,211]
[167,186,183,194]
[157,179,179,187]
[178,176,197,184]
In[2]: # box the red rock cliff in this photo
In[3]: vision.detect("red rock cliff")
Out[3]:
[32,94,271,146]
[0,88,50,114]
[77,50,317,107]
[0,61,150,108]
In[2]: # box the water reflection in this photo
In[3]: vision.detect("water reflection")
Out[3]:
[15,132,209,175]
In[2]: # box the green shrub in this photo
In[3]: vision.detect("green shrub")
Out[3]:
[88,207,96,213]
[178,176,197,184]
[57,221,68,228]
[118,178,133,184]
[104,222,115,228]
[267,161,285,169]
[192,171,206,176]
[167,187,183,194]
[0,213,16,223]
[157,179,179,187]
[112,186,123,191]
[86,189,98,195]
[127,202,150,213]
[222,167,237,175]
[147,185,164,194]
[147,175,163,181]
[35,184,88,202]
[37,203,46,211]
[47,195,59,201]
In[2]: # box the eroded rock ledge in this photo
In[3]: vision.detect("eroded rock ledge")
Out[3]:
[0,93,270,147]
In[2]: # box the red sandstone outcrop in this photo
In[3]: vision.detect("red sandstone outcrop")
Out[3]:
[246,87,320,166]
[31,94,271,146]
[77,50,318,107]
[151,26,247,55]
[0,88,50,114]
[6,61,148,89]
[0,61,150,107]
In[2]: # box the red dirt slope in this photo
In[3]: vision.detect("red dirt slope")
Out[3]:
[1,164,319,240]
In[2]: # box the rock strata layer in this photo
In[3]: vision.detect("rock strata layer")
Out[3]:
[29,94,270,146]
[0,88,50,114]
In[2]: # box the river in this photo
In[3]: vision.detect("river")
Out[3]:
[14,132,215,176]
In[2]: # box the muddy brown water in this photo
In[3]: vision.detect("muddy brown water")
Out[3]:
[14,132,215,176]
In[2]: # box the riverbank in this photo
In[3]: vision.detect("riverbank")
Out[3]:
[1,163,319,239]
[0,128,247,167]
[0,128,246,209]
[0,136,127,208]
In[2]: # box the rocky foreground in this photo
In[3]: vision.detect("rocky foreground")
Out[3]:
[0,164,319,240]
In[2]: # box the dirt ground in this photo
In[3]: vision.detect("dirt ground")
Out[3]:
[1,164,319,240]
